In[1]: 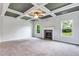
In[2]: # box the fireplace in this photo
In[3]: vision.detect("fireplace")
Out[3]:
[44,30,53,40]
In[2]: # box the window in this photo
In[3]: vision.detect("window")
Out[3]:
[37,24,40,33]
[61,20,72,37]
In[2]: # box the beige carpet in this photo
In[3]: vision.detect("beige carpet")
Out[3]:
[0,38,79,56]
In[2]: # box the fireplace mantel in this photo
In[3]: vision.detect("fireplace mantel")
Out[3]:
[44,27,54,30]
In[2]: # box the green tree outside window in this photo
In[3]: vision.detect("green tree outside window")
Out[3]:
[37,25,40,33]
[62,20,72,36]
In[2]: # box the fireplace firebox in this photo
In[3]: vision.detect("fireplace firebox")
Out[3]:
[44,30,52,40]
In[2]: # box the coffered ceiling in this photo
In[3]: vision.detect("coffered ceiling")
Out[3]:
[0,3,79,20]
[5,11,20,18]
[45,3,71,11]
[8,3,34,13]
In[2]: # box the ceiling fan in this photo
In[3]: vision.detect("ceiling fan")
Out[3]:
[28,8,46,19]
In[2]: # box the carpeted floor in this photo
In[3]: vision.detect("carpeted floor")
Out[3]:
[0,38,79,56]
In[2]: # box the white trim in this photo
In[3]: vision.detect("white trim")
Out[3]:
[1,3,79,20]
[44,27,54,40]
[52,3,79,13]
[31,3,56,17]
[38,5,56,17]
[7,8,23,15]
[1,3,10,16]
[61,20,73,38]
[17,6,38,19]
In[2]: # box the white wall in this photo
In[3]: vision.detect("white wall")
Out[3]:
[33,17,56,38]
[55,11,79,44]
[0,4,3,42]
[0,16,32,42]
[33,11,79,44]
[0,17,3,42]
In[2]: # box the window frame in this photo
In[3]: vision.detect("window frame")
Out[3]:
[61,20,73,37]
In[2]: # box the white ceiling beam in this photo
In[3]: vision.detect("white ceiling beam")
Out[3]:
[40,3,48,6]
[17,14,34,19]
[32,3,49,15]
[1,3,10,16]
[7,8,23,15]
[32,3,56,17]
[2,3,79,20]
[39,5,56,17]
[17,3,56,19]
[52,3,79,13]
[23,6,38,14]
[32,3,48,6]
[32,3,38,6]
[17,5,37,19]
